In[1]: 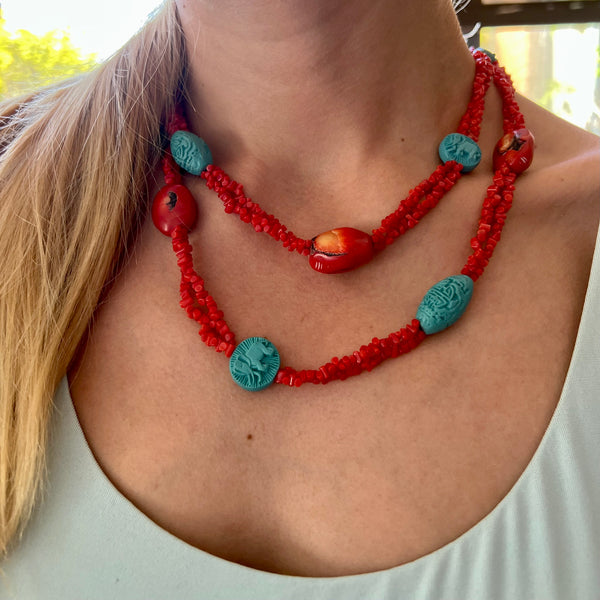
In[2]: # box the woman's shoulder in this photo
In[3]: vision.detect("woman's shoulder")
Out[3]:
[517,94,599,181]
[514,94,599,252]
[517,93,599,155]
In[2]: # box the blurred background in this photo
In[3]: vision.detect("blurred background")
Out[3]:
[460,0,600,134]
[0,0,598,134]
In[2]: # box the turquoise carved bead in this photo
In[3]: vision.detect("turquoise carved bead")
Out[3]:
[416,275,474,335]
[229,337,281,391]
[439,133,482,173]
[170,130,212,175]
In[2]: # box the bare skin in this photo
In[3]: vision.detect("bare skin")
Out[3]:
[68,0,599,577]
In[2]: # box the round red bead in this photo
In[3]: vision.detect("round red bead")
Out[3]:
[152,184,197,236]
[493,128,534,174]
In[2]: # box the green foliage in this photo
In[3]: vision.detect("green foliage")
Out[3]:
[0,13,97,99]
[539,78,576,113]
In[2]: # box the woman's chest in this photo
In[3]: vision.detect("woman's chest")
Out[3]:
[69,179,598,576]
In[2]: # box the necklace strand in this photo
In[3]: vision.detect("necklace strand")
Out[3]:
[162,52,494,261]
[153,49,534,390]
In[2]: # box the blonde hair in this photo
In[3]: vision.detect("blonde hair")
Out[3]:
[0,0,186,553]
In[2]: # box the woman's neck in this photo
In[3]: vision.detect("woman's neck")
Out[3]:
[176,0,475,184]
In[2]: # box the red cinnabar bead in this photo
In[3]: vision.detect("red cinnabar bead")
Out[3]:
[152,184,198,236]
[493,128,534,174]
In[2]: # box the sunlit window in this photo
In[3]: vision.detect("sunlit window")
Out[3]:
[459,0,600,133]
[480,23,600,134]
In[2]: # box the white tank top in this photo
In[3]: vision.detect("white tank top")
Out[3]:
[2,225,600,600]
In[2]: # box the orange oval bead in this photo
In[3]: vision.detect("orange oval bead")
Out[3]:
[309,227,374,274]
[152,184,198,236]
[493,128,535,174]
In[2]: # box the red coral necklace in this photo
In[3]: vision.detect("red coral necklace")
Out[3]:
[152,48,534,391]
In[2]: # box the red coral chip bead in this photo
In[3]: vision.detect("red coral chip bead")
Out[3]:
[492,128,535,174]
[152,184,198,236]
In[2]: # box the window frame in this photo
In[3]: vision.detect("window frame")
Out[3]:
[458,0,600,27]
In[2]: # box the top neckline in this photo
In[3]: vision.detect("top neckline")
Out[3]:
[58,220,600,584]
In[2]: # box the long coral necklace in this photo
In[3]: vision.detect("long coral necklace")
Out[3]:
[152,48,534,391]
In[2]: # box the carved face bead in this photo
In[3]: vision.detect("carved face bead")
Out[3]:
[309,227,375,274]
[152,184,198,236]
[438,133,482,172]
[493,128,535,174]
